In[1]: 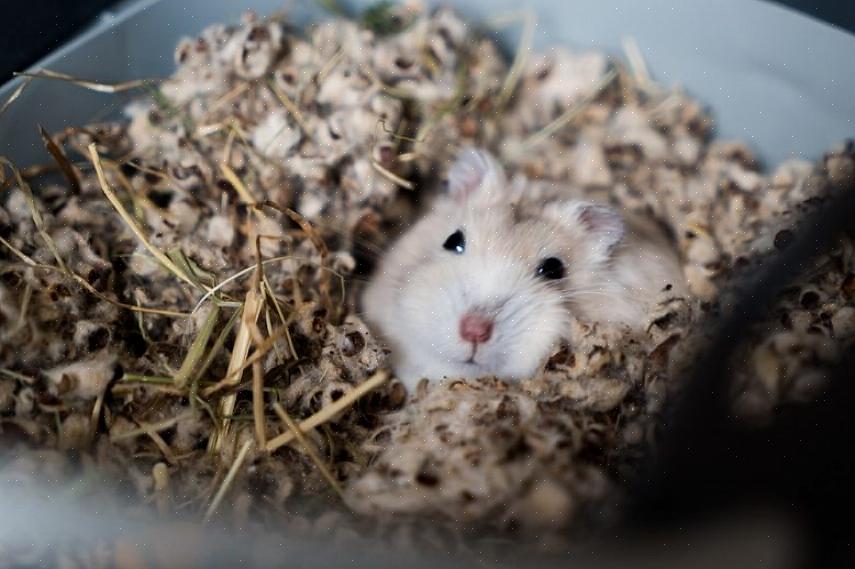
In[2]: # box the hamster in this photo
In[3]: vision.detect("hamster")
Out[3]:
[363,147,685,390]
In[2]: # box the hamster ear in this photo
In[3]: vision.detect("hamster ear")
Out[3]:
[545,201,626,253]
[447,147,506,205]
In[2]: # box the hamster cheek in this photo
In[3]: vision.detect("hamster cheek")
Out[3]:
[490,292,568,379]
[398,273,468,359]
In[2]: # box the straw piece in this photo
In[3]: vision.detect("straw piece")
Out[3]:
[38,124,81,194]
[111,412,193,442]
[1,157,67,271]
[88,143,202,291]
[0,76,32,119]
[0,368,36,384]
[174,304,221,388]
[194,307,242,385]
[519,69,618,151]
[118,374,176,385]
[265,371,389,452]
[200,321,292,397]
[89,389,105,445]
[203,439,254,522]
[370,160,414,190]
[258,201,329,258]
[272,402,345,501]
[219,163,258,206]
[14,68,158,93]
[252,358,267,447]
[492,11,536,109]
[0,234,41,267]
[621,36,653,91]
[192,254,345,314]
[15,282,32,330]
[146,429,178,465]
[2,156,190,318]
[267,79,311,135]
[0,203,188,318]
[152,462,171,517]
[208,287,263,453]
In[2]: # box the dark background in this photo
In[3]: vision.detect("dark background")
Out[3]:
[0,1,853,84]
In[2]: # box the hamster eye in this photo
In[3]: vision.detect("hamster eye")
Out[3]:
[536,257,565,280]
[443,229,465,254]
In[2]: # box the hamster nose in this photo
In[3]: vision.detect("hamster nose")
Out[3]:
[459,312,494,345]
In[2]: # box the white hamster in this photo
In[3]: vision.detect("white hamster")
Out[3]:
[363,147,685,390]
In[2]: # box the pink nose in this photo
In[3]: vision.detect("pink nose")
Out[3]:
[459,312,494,344]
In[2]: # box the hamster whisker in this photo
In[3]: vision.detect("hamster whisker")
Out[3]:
[556,286,613,296]
[559,288,612,295]
[557,291,617,301]
[558,287,611,295]
[496,300,529,327]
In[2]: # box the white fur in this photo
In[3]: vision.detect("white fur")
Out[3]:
[363,148,685,390]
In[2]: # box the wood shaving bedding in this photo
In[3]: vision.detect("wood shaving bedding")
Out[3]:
[0,3,853,558]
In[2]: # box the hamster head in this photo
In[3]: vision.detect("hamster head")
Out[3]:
[362,147,625,390]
